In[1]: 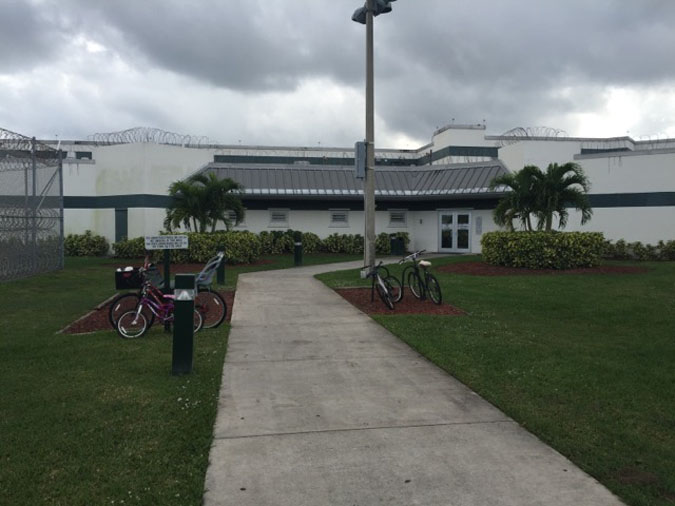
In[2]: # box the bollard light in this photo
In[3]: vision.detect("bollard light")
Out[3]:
[172,274,195,375]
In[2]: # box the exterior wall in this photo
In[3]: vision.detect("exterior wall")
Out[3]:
[431,125,492,149]
[64,209,114,239]
[562,207,675,244]
[498,139,583,172]
[577,151,675,194]
[63,143,214,196]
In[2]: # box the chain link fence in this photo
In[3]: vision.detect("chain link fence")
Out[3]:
[0,127,63,282]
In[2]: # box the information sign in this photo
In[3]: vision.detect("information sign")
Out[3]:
[144,235,189,250]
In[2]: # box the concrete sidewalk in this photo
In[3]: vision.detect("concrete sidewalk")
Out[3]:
[203,261,624,505]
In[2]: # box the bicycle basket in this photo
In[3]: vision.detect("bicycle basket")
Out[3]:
[115,267,143,289]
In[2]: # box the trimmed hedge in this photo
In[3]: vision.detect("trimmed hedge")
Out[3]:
[111,229,413,264]
[64,230,109,256]
[602,239,675,261]
[481,231,605,269]
[113,231,261,264]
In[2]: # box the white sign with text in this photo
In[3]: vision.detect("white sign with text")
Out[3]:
[144,235,189,250]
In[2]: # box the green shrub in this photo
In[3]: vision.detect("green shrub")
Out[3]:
[64,230,109,256]
[113,232,261,264]
[321,233,363,254]
[112,237,146,258]
[301,232,321,254]
[602,238,675,261]
[481,231,605,269]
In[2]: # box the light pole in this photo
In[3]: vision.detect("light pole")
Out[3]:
[352,0,396,270]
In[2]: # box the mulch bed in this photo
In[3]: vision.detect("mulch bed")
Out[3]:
[335,288,465,316]
[61,290,235,335]
[437,261,648,276]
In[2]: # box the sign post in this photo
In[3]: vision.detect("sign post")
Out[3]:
[145,235,189,332]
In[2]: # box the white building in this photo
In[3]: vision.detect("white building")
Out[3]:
[52,125,675,254]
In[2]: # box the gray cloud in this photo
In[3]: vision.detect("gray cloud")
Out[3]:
[0,1,70,71]
[2,0,675,143]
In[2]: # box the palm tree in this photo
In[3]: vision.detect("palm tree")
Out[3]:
[191,173,244,232]
[164,179,204,232]
[535,162,593,231]
[490,165,541,231]
[490,162,593,232]
[164,173,244,233]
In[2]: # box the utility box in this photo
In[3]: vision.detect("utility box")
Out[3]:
[390,237,405,256]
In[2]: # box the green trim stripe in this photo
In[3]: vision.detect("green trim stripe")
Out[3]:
[63,192,675,210]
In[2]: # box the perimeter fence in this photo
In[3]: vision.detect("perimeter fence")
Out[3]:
[0,127,63,281]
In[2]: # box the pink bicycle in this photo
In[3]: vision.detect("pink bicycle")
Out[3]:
[116,268,203,339]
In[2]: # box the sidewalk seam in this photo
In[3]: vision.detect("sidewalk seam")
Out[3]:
[212,419,515,441]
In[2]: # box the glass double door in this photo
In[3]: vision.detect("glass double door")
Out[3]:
[439,212,471,253]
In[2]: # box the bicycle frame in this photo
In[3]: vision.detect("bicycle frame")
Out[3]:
[133,282,175,324]
[400,250,431,299]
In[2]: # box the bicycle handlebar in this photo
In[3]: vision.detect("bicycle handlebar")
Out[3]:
[399,249,426,263]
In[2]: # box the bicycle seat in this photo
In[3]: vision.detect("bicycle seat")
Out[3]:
[418,260,432,268]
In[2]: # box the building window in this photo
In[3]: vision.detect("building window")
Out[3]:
[389,209,407,228]
[330,209,349,227]
[269,208,289,227]
[75,151,93,160]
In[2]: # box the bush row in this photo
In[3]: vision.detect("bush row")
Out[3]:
[64,230,109,257]
[481,231,606,269]
[109,230,411,264]
[602,239,675,261]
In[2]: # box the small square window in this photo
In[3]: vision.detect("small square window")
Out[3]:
[330,209,349,227]
[389,210,407,228]
[269,208,289,227]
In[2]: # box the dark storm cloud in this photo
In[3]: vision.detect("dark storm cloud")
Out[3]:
[3,0,675,142]
[59,0,365,92]
[0,1,69,71]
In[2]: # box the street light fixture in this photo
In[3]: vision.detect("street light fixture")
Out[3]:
[352,0,397,271]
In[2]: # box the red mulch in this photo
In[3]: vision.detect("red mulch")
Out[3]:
[437,261,648,276]
[61,290,235,335]
[335,288,465,316]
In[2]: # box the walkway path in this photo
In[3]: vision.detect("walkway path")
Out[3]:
[203,261,624,505]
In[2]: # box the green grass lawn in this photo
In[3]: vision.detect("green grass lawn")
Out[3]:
[0,253,359,505]
[317,255,675,506]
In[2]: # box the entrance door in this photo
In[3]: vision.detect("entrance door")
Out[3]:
[439,211,471,253]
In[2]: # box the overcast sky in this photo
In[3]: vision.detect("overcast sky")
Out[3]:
[2,0,675,148]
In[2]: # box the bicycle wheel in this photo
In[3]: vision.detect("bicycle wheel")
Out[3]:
[407,271,424,299]
[108,293,155,330]
[384,275,403,303]
[195,289,227,329]
[426,273,443,305]
[117,310,148,339]
[193,309,204,333]
[376,282,395,310]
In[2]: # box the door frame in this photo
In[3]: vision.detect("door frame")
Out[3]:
[438,209,472,253]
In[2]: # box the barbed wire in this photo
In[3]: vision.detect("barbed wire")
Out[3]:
[88,126,213,147]
[496,126,568,146]
[0,127,60,155]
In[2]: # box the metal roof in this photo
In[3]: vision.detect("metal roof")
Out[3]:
[199,161,508,200]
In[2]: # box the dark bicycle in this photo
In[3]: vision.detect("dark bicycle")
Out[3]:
[365,261,402,310]
[399,250,442,304]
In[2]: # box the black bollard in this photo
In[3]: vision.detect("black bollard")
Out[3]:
[172,274,195,375]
